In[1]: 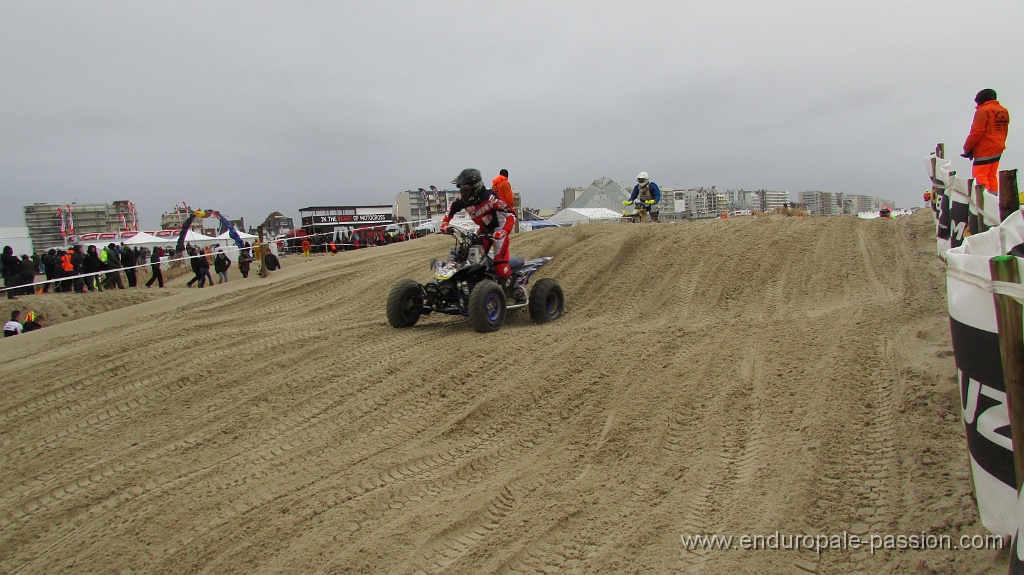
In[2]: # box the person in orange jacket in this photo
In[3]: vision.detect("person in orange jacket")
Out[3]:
[491,169,515,210]
[301,238,311,259]
[962,89,1010,192]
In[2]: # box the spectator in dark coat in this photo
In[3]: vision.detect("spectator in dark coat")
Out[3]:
[102,244,124,290]
[120,243,138,287]
[198,249,213,287]
[1,246,20,299]
[214,250,231,284]
[19,255,36,295]
[84,245,104,291]
[70,245,86,293]
[42,249,57,293]
[187,247,203,287]
[146,247,165,288]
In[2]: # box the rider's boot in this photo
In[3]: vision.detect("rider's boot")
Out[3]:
[502,277,526,304]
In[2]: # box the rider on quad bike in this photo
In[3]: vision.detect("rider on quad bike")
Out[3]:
[441,168,518,294]
[626,171,662,222]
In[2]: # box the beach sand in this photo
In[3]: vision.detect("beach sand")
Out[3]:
[0,210,1006,574]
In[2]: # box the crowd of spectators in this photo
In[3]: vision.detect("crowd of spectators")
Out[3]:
[2,227,434,299]
[1,242,162,298]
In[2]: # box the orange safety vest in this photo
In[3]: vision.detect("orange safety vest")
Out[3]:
[61,251,73,271]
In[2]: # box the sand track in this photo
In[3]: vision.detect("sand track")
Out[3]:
[0,211,1006,574]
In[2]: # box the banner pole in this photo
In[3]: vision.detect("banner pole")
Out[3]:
[990,255,1024,490]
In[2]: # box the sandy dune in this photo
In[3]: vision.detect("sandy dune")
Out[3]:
[0,211,1007,574]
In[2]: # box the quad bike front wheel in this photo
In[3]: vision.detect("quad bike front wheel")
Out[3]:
[387,279,425,328]
[468,280,507,333]
[529,278,564,324]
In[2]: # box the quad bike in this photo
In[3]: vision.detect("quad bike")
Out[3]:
[622,199,656,223]
[386,227,565,333]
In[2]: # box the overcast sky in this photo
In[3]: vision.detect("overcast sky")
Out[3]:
[2,1,1022,230]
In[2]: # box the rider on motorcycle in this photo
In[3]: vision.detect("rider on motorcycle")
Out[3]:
[627,172,662,222]
[440,168,518,290]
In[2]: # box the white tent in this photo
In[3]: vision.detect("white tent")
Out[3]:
[210,231,257,262]
[216,230,258,242]
[122,232,169,246]
[547,207,625,225]
[0,226,34,255]
[181,230,218,246]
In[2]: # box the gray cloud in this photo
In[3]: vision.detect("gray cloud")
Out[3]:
[2,1,1021,228]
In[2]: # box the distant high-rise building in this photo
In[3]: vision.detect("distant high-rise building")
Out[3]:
[800,191,896,216]
[394,188,461,223]
[161,205,203,231]
[671,187,723,219]
[755,190,791,212]
[799,191,843,216]
[23,201,136,253]
[725,189,761,211]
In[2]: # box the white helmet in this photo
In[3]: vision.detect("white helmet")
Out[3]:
[637,172,649,182]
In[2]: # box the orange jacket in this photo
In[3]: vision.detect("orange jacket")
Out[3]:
[301,240,311,250]
[491,175,514,209]
[964,100,1009,160]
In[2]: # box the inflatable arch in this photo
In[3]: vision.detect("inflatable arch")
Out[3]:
[175,209,246,254]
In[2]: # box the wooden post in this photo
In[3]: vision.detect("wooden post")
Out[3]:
[990,255,1024,490]
[936,143,945,159]
[257,225,269,278]
[974,182,989,234]
[513,192,521,234]
[1000,169,1020,222]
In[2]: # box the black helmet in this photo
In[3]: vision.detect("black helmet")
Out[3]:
[452,168,482,187]
[452,168,484,203]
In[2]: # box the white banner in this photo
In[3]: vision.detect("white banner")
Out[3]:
[945,213,1024,536]
[926,153,1002,257]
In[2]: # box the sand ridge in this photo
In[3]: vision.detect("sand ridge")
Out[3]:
[0,211,1006,574]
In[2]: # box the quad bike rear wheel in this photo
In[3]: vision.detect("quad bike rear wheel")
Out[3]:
[468,280,507,333]
[387,279,425,328]
[529,278,564,324]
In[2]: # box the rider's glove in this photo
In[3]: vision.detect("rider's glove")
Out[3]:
[493,229,508,240]
[623,200,632,205]
[644,199,655,205]
[439,218,450,234]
